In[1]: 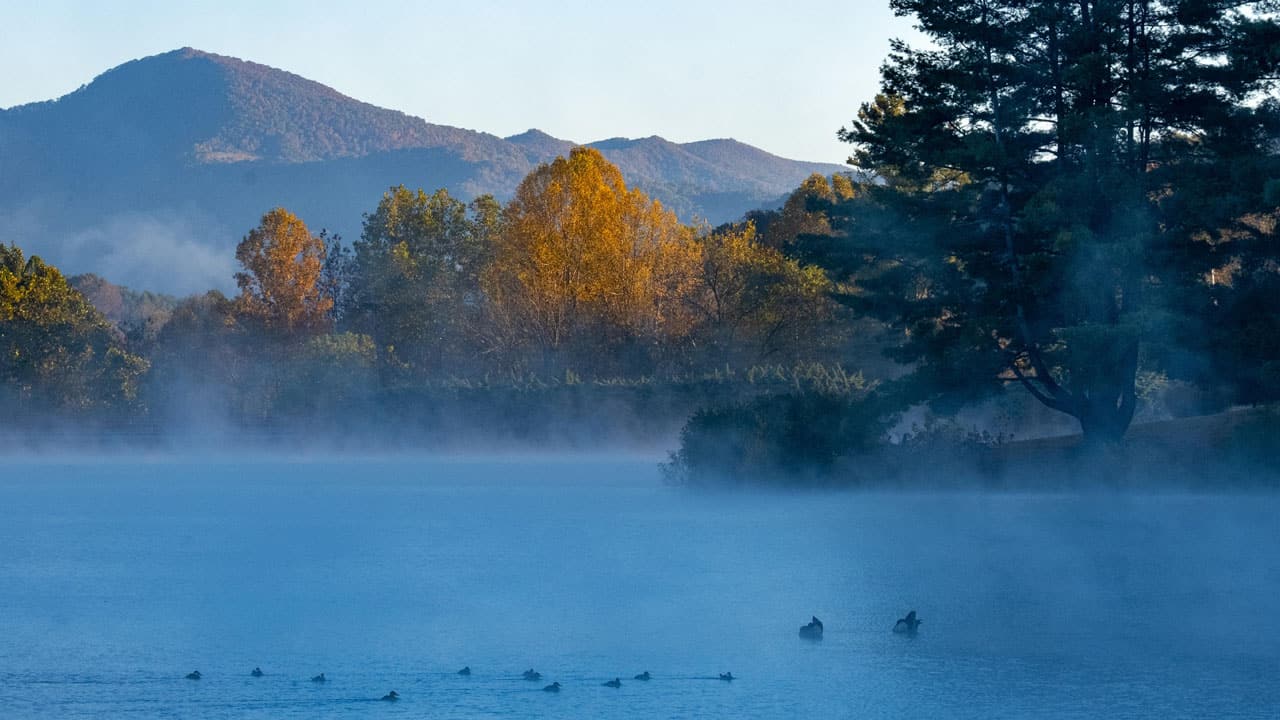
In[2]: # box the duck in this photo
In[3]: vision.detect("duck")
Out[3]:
[543,681,561,692]
[250,667,264,677]
[719,672,734,682]
[603,678,622,688]
[380,690,399,702]
[185,670,202,680]
[633,671,651,681]
[523,669,542,681]
[311,672,327,683]
[457,666,471,676]
[799,615,824,640]
[893,610,922,634]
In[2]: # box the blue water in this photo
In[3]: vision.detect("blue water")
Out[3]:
[0,457,1277,718]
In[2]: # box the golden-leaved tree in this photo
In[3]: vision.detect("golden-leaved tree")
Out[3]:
[691,222,835,362]
[760,173,854,249]
[482,148,698,370]
[234,208,332,336]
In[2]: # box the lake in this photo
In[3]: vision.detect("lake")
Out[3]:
[1,457,1276,718]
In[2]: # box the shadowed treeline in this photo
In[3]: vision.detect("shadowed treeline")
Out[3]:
[661,0,1280,484]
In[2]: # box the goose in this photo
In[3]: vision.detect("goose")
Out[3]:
[893,610,922,634]
[799,615,824,639]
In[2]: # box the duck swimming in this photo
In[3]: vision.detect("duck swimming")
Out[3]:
[523,669,542,681]
[634,671,651,681]
[311,673,327,683]
[185,670,202,680]
[457,666,471,676]
[543,681,561,692]
[603,678,622,688]
[893,610,922,634]
[250,667,263,677]
[719,672,734,682]
[380,690,399,702]
[799,615,824,640]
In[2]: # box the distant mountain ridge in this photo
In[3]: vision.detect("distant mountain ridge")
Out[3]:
[0,48,849,293]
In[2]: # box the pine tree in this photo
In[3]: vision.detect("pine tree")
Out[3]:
[819,0,1280,443]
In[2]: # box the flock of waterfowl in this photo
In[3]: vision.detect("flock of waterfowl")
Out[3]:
[181,666,677,699]
[181,611,922,701]
[797,610,923,640]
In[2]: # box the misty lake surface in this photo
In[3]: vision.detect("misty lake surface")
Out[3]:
[1,457,1277,718]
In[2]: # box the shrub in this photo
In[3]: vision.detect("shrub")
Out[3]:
[662,388,886,486]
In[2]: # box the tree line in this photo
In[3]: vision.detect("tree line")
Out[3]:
[3,0,1279,483]
[1,147,849,441]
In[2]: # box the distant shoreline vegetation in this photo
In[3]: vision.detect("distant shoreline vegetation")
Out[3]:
[0,363,870,453]
[0,149,867,469]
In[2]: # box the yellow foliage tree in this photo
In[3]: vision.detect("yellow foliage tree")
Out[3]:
[691,222,835,361]
[234,208,333,336]
[483,148,697,365]
[762,173,839,249]
[830,173,857,201]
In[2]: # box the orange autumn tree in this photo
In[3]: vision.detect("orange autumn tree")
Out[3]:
[234,207,332,336]
[482,148,697,369]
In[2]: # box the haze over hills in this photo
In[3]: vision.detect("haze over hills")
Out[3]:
[0,48,849,294]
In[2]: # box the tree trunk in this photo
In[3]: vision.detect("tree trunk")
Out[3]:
[1075,395,1135,445]
[1009,338,1139,446]
[1073,343,1139,446]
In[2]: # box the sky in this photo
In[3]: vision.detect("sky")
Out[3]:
[0,0,921,163]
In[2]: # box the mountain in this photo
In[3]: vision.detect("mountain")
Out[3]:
[0,48,849,293]
[505,128,577,161]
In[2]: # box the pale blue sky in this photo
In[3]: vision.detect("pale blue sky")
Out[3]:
[0,0,919,163]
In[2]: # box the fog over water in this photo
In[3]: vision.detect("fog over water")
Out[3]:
[0,457,1276,718]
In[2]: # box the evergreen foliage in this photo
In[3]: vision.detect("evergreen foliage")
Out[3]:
[809,0,1280,444]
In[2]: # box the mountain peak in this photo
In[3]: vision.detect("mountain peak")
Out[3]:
[590,135,677,151]
[505,128,564,143]
[174,46,220,59]
[8,48,491,165]
[504,129,576,162]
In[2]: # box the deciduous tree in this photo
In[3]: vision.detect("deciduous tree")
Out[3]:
[348,187,497,375]
[691,223,834,362]
[0,244,148,414]
[234,207,332,336]
[482,148,696,371]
